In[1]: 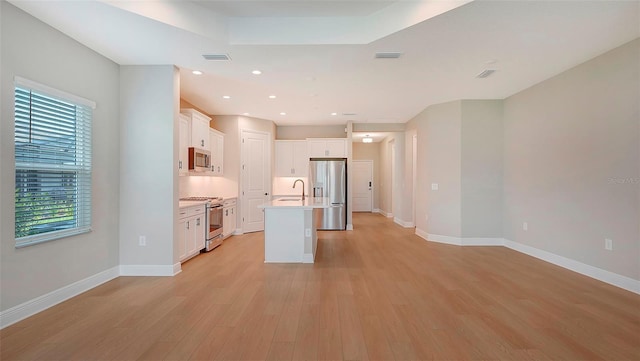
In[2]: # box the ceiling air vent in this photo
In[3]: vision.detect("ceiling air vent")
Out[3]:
[375,52,402,59]
[202,53,231,61]
[476,69,496,78]
[342,113,357,116]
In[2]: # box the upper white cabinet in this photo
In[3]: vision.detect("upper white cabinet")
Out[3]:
[178,114,190,175]
[275,140,308,177]
[209,129,224,176]
[307,138,347,158]
[181,108,210,150]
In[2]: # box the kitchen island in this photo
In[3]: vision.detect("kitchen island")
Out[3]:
[258,197,331,263]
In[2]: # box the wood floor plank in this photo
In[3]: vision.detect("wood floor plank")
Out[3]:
[2,213,639,361]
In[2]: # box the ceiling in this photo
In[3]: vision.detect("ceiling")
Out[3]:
[10,1,639,126]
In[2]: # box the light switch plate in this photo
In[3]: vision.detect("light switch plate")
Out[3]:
[305,229,311,237]
[431,183,439,191]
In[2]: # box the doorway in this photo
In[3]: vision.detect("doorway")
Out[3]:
[352,160,373,212]
[241,129,271,233]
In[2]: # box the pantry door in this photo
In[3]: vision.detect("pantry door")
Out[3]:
[241,130,271,233]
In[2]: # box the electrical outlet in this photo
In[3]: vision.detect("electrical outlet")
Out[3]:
[305,228,311,237]
[139,236,146,246]
[522,222,528,231]
[605,238,613,251]
[431,183,439,191]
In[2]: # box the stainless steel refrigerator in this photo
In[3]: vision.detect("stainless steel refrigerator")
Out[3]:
[309,158,347,230]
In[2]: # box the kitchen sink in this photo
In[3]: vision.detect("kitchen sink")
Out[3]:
[279,198,302,201]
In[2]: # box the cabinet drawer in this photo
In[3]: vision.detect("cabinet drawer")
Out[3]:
[187,205,205,217]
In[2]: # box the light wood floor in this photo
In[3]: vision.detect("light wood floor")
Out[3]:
[2,213,639,361]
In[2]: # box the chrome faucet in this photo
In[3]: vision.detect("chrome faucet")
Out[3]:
[293,179,305,201]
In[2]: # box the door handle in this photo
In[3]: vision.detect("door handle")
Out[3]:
[264,192,269,196]
[369,181,372,187]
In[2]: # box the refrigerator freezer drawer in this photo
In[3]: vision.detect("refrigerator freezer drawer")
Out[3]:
[315,205,346,230]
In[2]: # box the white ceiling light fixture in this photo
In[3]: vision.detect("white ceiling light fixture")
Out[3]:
[243,112,250,116]
[331,112,337,116]
[362,135,373,143]
[269,95,277,99]
[192,70,203,75]
[280,112,286,115]
[252,70,262,75]
[222,95,231,99]
[202,53,231,61]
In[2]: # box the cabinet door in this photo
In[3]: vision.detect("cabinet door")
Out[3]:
[307,140,327,158]
[178,218,187,261]
[178,116,190,175]
[191,115,210,150]
[209,130,224,176]
[275,141,294,176]
[292,141,309,176]
[216,133,224,176]
[223,207,231,237]
[194,215,205,251]
[326,139,347,157]
[209,130,218,175]
[228,206,237,235]
[185,217,196,258]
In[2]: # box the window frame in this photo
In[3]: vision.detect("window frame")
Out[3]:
[14,76,96,248]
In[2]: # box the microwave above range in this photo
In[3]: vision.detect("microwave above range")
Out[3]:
[188,147,210,172]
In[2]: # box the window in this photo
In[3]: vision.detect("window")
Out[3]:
[14,77,95,247]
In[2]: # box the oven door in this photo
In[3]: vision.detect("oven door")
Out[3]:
[208,204,223,239]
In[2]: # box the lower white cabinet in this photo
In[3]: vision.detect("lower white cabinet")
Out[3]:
[223,198,237,239]
[178,204,206,262]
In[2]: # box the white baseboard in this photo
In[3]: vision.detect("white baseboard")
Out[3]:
[0,266,120,329]
[119,264,177,276]
[346,224,354,231]
[393,218,415,228]
[233,228,242,235]
[173,262,182,276]
[413,229,639,295]
[302,253,314,263]
[373,208,380,213]
[504,239,640,295]
[376,209,393,218]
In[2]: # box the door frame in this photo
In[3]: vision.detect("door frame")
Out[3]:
[240,128,272,234]
[352,160,374,212]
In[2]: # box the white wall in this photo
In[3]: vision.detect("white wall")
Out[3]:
[119,65,179,269]
[378,132,406,222]
[503,39,639,280]
[461,100,503,238]
[0,2,120,310]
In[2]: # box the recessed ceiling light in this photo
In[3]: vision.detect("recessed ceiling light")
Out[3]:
[222,95,231,99]
[280,112,286,115]
[331,112,337,116]
[192,70,203,75]
[252,70,262,75]
[243,112,250,116]
[269,95,277,99]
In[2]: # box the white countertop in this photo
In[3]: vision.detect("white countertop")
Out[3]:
[259,197,332,209]
[179,200,209,209]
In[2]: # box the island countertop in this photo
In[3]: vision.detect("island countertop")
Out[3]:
[258,197,332,209]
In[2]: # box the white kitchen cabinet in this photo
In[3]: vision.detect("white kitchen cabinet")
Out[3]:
[181,108,211,150]
[209,129,224,176]
[275,140,308,177]
[307,138,347,158]
[178,204,206,262]
[178,114,190,175]
[223,198,237,239]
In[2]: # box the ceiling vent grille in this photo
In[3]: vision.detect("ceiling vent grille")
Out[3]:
[375,52,402,59]
[476,69,496,78]
[342,113,357,116]
[202,53,231,61]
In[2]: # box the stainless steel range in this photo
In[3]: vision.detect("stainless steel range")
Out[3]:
[180,196,224,251]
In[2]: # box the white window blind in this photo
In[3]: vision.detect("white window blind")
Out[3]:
[14,78,93,247]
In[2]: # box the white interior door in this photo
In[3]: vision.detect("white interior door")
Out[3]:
[242,130,271,233]
[352,160,373,212]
